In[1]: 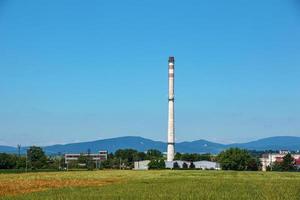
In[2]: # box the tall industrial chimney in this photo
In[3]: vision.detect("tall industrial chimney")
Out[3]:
[167,56,175,161]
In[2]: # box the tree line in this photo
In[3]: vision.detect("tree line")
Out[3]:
[0,146,299,172]
[0,146,63,171]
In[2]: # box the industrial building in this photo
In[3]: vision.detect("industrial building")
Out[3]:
[165,160,189,168]
[134,160,220,170]
[165,160,220,170]
[260,150,300,171]
[193,161,221,170]
[64,150,108,167]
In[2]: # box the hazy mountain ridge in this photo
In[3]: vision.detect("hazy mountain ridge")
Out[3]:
[1,136,299,154]
[228,136,300,151]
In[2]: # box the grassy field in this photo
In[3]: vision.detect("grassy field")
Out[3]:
[0,170,300,200]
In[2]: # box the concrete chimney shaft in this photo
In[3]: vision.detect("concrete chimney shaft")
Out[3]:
[167,56,175,161]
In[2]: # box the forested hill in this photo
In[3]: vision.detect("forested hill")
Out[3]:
[1,136,300,155]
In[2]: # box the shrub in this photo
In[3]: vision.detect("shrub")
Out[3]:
[189,162,195,169]
[173,162,180,169]
[148,159,165,169]
[182,162,188,169]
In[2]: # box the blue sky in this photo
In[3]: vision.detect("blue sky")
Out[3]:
[1,0,300,146]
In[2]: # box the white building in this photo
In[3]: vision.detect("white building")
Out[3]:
[260,150,300,171]
[165,160,190,168]
[65,150,108,166]
[193,161,221,170]
[134,160,151,170]
[134,160,220,170]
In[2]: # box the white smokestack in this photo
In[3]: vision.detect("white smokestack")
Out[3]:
[167,56,175,161]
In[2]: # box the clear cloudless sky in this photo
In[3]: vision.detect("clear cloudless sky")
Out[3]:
[1,0,300,146]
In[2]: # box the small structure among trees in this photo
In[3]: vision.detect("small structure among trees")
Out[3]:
[65,150,108,170]
[260,151,300,171]
[271,153,297,171]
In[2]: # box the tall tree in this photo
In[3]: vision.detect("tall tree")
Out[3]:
[27,146,47,170]
[189,162,195,169]
[281,153,296,171]
[272,153,296,171]
[174,152,182,160]
[148,159,165,169]
[146,149,162,160]
[0,153,17,169]
[182,162,188,169]
[174,153,212,162]
[115,149,138,168]
[77,154,87,164]
[217,148,259,171]
[173,162,180,169]
[137,152,147,161]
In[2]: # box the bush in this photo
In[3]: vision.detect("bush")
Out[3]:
[175,153,212,162]
[173,162,180,169]
[0,153,17,169]
[148,159,165,169]
[182,162,188,169]
[27,146,48,170]
[189,162,195,169]
[146,149,163,160]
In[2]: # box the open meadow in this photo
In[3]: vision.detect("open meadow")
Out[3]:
[0,170,300,200]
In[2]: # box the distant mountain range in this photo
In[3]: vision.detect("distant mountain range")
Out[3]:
[1,136,300,155]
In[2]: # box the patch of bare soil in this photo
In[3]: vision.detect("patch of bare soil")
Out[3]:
[0,178,119,196]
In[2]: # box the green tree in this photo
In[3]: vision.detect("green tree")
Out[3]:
[27,146,48,170]
[189,162,195,169]
[137,152,147,161]
[281,153,296,171]
[86,157,94,170]
[148,159,165,169]
[158,159,166,169]
[180,154,193,161]
[174,152,182,160]
[182,162,188,169]
[115,149,138,169]
[173,162,180,169]
[197,154,212,161]
[217,148,259,171]
[67,160,78,169]
[100,160,110,169]
[100,153,118,169]
[174,153,212,162]
[77,154,87,164]
[272,161,282,171]
[146,149,162,160]
[0,153,17,169]
[272,153,296,171]
[16,156,26,169]
[246,157,261,171]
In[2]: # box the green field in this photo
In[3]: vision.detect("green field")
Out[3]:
[1,170,300,200]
